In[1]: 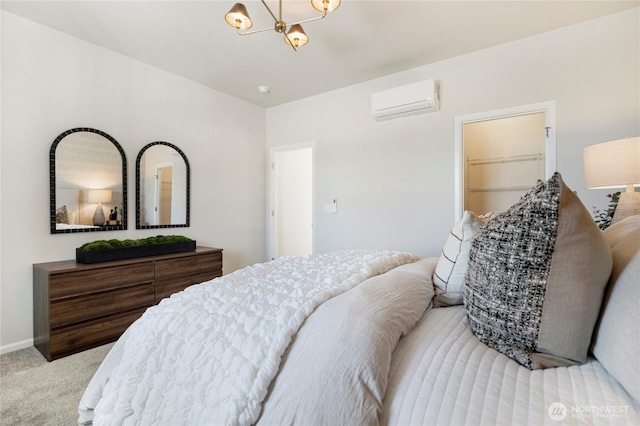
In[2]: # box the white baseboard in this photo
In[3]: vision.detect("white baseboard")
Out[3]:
[0,338,34,355]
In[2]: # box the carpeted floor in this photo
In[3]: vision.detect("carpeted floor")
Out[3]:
[0,343,112,426]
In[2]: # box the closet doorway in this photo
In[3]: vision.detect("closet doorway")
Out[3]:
[268,143,314,260]
[454,101,556,219]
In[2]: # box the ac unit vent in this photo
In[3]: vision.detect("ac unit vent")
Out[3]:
[371,79,440,121]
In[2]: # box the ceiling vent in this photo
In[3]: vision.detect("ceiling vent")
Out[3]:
[371,79,440,121]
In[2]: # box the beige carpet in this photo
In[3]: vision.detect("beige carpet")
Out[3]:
[0,343,113,426]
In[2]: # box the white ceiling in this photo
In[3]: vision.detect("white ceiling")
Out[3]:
[2,1,638,108]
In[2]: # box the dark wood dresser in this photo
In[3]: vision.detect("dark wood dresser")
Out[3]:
[33,246,222,361]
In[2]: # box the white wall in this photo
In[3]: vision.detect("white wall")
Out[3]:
[0,11,267,352]
[266,8,639,258]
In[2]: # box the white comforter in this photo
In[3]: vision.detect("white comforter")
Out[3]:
[78,249,420,426]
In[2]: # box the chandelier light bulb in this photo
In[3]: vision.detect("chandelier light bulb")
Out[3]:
[311,0,341,13]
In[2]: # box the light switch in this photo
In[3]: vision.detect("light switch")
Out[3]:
[324,198,337,214]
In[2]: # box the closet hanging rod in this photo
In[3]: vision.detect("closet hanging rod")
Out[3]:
[468,185,535,193]
[468,152,543,166]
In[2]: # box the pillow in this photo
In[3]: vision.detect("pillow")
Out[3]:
[433,211,486,307]
[55,205,69,224]
[591,215,640,402]
[478,211,500,221]
[601,214,640,247]
[259,259,435,425]
[464,172,612,369]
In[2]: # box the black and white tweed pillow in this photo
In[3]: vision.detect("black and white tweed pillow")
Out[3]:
[464,172,612,369]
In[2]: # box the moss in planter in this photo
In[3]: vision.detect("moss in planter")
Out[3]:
[79,235,192,251]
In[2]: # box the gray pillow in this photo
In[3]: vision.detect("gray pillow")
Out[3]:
[464,172,612,369]
[591,215,640,402]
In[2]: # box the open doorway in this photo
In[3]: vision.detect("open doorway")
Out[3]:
[454,101,556,219]
[156,164,173,225]
[464,112,545,214]
[268,143,314,260]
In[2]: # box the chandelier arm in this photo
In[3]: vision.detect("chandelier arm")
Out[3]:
[235,15,324,39]
[260,0,279,23]
[236,25,275,36]
[289,9,328,26]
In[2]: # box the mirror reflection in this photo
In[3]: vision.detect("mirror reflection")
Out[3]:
[136,142,190,229]
[50,128,127,234]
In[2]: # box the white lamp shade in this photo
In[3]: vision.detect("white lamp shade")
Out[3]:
[584,137,640,189]
[88,189,112,203]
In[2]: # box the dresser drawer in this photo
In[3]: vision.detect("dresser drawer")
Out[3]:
[50,283,154,329]
[155,251,222,280]
[34,247,222,361]
[49,262,155,300]
[49,308,146,360]
[155,270,222,302]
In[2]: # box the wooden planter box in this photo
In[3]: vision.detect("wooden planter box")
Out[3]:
[76,240,196,264]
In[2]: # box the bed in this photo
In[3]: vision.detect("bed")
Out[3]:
[78,174,640,425]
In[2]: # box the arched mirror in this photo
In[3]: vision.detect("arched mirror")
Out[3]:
[50,128,127,234]
[136,142,190,229]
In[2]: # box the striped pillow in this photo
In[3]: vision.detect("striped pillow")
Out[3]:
[433,211,488,307]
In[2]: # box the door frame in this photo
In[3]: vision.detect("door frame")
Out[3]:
[155,162,173,225]
[267,141,315,261]
[453,101,556,220]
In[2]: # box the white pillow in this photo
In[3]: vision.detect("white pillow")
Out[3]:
[433,211,488,307]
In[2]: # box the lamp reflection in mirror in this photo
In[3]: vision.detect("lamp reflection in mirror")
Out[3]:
[584,136,640,224]
[224,0,339,51]
[88,189,112,226]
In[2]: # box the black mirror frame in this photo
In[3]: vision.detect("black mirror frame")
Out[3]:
[135,141,190,230]
[50,127,128,234]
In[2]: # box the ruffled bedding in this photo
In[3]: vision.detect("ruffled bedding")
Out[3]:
[78,249,421,425]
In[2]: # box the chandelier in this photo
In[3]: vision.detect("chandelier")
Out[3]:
[224,0,341,51]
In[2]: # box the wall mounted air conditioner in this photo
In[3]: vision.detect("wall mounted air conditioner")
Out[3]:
[371,79,440,121]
